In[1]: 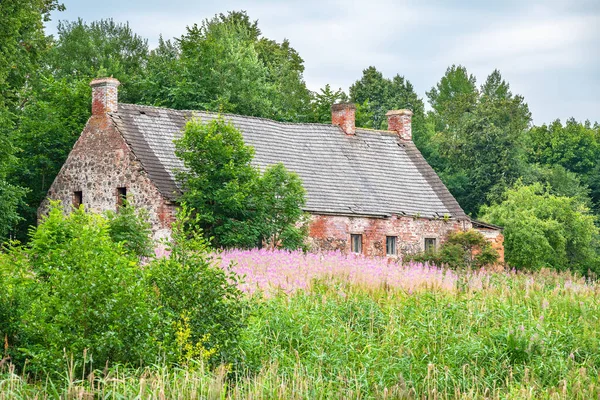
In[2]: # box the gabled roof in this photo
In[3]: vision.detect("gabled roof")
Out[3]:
[109,103,467,220]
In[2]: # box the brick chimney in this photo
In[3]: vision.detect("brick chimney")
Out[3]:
[90,77,120,115]
[331,103,356,135]
[386,109,413,141]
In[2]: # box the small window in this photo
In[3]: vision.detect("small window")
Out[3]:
[73,191,83,208]
[386,236,397,256]
[424,238,437,252]
[351,234,362,254]
[117,187,127,207]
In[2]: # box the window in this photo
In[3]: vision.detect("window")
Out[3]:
[351,234,362,254]
[117,187,127,207]
[424,238,437,252]
[73,191,83,208]
[386,236,397,256]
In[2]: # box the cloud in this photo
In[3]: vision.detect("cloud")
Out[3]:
[444,14,599,73]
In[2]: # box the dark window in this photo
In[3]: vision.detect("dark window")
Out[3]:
[386,236,397,256]
[351,234,362,254]
[117,187,127,207]
[73,191,83,208]
[424,238,437,252]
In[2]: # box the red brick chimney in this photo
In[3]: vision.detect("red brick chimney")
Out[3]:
[386,109,413,141]
[90,77,120,115]
[331,103,356,135]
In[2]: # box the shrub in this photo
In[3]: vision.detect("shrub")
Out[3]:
[146,206,248,366]
[480,182,599,274]
[407,230,499,269]
[17,203,158,374]
[105,199,153,258]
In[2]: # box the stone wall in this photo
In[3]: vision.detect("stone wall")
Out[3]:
[38,114,176,241]
[308,213,473,257]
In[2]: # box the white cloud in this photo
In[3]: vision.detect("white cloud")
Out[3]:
[445,14,599,72]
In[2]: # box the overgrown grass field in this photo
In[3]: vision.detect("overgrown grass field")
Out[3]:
[2,250,600,399]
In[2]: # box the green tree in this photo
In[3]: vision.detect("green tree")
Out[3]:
[256,164,307,249]
[9,77,90,240]
[480,183,599,274]
[47,18,149,102]
[143,11,312,121]
[175,117,307,249]
[426,65,478,131]
[0,0,62,240]
[310,84,347,123]
[427,69,531,215]
[349,66,426,133]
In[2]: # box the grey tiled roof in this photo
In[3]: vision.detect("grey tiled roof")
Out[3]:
[109,103,466,219]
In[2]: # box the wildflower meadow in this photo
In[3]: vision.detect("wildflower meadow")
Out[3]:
[3,248,600,399]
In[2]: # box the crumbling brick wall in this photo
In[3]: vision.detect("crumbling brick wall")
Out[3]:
[307,214,473,257]
[38,113,176,241]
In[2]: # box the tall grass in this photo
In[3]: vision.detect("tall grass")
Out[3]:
[2,250,600,399]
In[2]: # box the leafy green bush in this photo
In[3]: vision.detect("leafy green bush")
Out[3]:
[407,229,499,269]
[480,182,599,274]
[17,203,158,374]
[1,202,248,375]
[146,206,248,366]
[105,199,153,257]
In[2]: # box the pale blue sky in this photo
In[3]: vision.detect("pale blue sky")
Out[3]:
[46,0,600,125]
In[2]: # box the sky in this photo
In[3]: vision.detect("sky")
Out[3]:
[46,0,600,125]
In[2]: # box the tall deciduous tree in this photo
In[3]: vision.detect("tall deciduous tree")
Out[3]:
[9,18,148,240]
[143,11,311,121]
[427,68,531,215]
[349,67,425,131]
[310,84,348,123]
[175,117,307,249]
[0,0,62,240]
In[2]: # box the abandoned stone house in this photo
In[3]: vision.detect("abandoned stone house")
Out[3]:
[39,77,504,259]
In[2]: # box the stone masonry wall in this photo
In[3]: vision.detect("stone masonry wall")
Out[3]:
[38,114,176,241]
[308,214,473,257]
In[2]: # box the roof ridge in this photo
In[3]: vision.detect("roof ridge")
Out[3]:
[117,102,395,134]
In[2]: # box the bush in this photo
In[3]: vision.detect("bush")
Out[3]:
[15,203,158,374]
[480,182,599,274]
[147,206,248,366]
[407,230,499,269]
[105,199,153,258]
[1,202,248,375]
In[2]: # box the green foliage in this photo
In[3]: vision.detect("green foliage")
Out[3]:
[9,76,90,240]
[309,84,348,123]
[426,68,531,215]
[146,206,248,365]
[175,117,307,249]
[141,11,311,121]
[105,200,153,258]
[48,18,149,102]
[426,64,478,130]
[17,203,158,374]
[481,183,599,274]
[255,164,307,249]
[349,66,426,135]
[407,230,499,269]
[0,0,61,240]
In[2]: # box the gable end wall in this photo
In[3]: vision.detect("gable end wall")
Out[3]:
[38,114,176,240]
